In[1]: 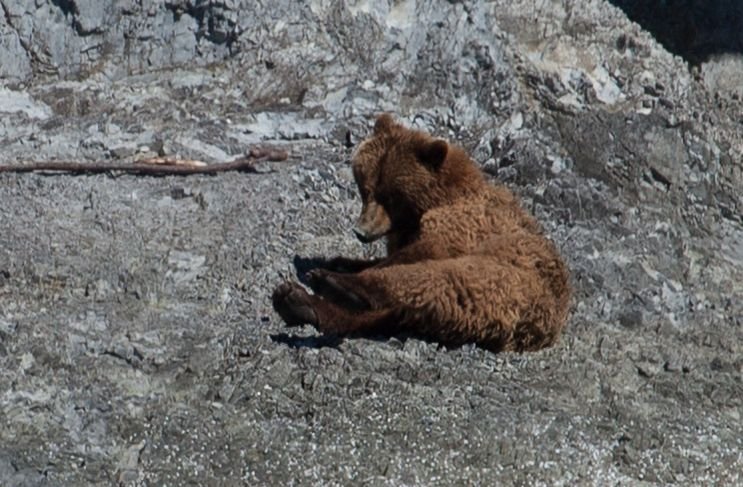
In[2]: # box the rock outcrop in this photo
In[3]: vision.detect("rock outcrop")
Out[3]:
[1,1,741,484]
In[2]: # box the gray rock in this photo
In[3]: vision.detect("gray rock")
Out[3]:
[0,0,741,485]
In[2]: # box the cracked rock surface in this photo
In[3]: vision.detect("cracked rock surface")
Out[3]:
[1,0,741,485]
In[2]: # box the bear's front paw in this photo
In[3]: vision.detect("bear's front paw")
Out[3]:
[305,269,349,299]
[305,269,370,309]
[272,281,318,327]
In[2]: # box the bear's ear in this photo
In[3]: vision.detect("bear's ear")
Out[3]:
[416,139,448,169]
[373,113,396,135]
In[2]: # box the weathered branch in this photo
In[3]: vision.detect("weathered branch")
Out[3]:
[0,148,289,176]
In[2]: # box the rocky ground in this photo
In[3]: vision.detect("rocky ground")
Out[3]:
[0,0,741,485]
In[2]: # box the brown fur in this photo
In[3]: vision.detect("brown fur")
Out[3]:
[273,114,571,352]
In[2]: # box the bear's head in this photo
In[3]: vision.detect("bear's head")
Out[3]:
[350,113,482,243]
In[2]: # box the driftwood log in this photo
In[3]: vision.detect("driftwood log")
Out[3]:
[0,147,289,176]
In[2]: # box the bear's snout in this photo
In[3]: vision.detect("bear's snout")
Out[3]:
[354,200,391,243]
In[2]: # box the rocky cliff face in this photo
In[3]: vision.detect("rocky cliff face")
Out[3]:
[1,1,741,485]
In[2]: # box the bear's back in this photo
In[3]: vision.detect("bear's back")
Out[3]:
[416,184,543,258]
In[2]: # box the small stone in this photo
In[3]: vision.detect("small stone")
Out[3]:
[109,145,136,159]
[663,359,682,373]
[20,352,35,371]
[658,97,674,109]
[618,308,643,328]
[636,361,660,378]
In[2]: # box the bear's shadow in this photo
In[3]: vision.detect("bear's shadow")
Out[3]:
[270,330,422,351]
[269,332,343,350]
[291,255,327,286]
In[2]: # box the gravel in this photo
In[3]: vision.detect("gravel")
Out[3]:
[0,0,741,485]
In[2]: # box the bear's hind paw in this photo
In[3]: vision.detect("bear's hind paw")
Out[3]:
[272,281,318,327]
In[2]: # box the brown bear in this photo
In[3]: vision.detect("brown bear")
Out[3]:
[272,114,571,352]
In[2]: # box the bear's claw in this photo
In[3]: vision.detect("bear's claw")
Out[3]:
[306,269,369,309]
[272,281,318,327]
[305,269,329,288]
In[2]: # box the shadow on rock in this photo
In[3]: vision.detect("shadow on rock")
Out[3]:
[269,332,343,350]
[608,0,743,65]
[292,255,329,285]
